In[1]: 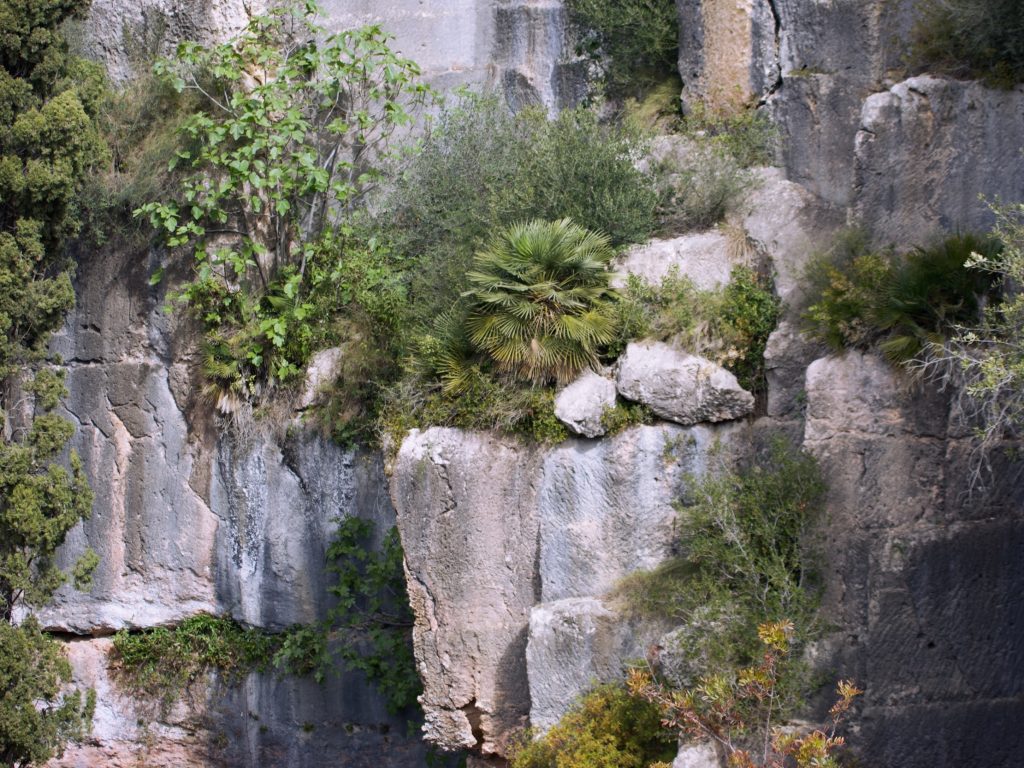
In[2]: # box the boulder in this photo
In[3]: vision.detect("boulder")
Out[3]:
[298,346,344,409]
[674,741,720,768]
[553,370,616,438]
[613,231,740,292]
[616,342,754,425]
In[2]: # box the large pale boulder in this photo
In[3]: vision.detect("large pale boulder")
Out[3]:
[616,342,753,425]
[613,232,741,292]
[674,742,720,768]
[554,370,616,438]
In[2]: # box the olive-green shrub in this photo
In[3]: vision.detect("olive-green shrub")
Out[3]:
[509,684,675,768]
[910,0,1024,85]
[802,231,999,365]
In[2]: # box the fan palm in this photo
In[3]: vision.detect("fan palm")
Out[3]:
[463,218,619,385]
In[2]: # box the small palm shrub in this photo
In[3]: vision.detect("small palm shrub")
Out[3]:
[803,231,1000,365]
[462,219,619,387]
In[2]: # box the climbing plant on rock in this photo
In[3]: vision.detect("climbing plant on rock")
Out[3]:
[138,0,431,408]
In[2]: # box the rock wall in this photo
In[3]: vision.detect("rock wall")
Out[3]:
[390,423,746,758]
[81,0,585,113]
[804,353,1024,768]
[41,232,429,765]
[677,0,1024,237]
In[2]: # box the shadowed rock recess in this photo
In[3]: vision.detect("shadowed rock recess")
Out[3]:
[31,0,1024,766]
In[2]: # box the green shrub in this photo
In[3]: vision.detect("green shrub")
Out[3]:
[0,618,95,767]
[614,440,824,682]
[462,219,619,387]
[611,266,780,394]
[910,0,1024,86]
[509,684,675,768]
[112,517,421,716]
[564,0,679,96]
[381,372,569,450]
[137,1,431,403]
[803,231,999,365]
[111,614,279,707]
[654,144,751,232]
[600,400,656,435]
[380,93,658,328]
[680,102,778,168]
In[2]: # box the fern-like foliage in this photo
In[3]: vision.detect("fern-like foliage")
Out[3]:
[462,219,619,386]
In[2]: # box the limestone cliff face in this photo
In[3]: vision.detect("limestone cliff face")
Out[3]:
[81,0,585,112]
[40,0,1024,766]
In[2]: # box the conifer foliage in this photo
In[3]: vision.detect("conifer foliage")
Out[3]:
[0,0,103,762]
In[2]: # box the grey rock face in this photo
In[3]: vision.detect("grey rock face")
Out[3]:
[676,0,779,114]
[613,231,741,292]
[390,428,544,757]
[80,0,261,83]
[737,167,842,311]
[853,76,1024,246]
[538,424,728,603]
[553,370,616,438]
[526,597,646,732]
[83,0,585,113]
[803,352,1024,768]
[616,342,754,425]
[41,227,429,765]
[673,742,719,768]
[392,422,745,755]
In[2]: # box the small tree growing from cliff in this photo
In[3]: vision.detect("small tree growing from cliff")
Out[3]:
[138,0,432,408]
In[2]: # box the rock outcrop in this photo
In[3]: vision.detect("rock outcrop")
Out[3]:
[613,231,743,292]
[553,370,616,438]
[391,423,745,756]
[853,76,1024,246]
[804,352,1024,768]
[616,342,754,425]
[83,0,586,112]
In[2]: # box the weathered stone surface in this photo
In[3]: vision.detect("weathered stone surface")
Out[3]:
[613,231,740,292]
[616,342,753,425]
[80,0,261,83]
[49,636,436,768]
[737,167,843,311]
[391,428,544,756]
[553,370,616,438]
[803,352,1024,768]
[538,423,731,602]
[83,0,585,112]
[526,597,647,732]
[392,422,746,755]
[763,319,819,418]
[853,76,1024,246]
[676,0,779,115]
[298,347,344,409]
[673,741,719,768]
